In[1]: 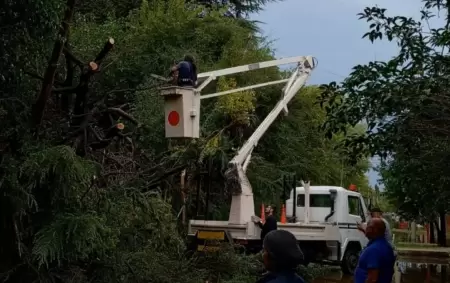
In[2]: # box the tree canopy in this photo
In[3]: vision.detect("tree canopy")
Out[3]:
[0,0,370,281]
[319,0,450,244]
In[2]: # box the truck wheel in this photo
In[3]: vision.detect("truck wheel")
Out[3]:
[341,247,360,275]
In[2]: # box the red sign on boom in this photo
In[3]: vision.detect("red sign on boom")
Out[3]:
[168,111,180,126]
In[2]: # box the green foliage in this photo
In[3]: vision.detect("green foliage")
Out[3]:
[0,0,368,281]
[33,212,118,267]
[319,1,450,225]
[249,86,371,205]
[217,77,256,125]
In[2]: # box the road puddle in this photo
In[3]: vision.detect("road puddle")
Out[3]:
[312,258,450,283]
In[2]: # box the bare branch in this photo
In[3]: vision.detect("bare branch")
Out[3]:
[106,108,141,126]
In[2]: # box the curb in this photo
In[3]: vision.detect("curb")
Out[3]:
[397,248,450,258]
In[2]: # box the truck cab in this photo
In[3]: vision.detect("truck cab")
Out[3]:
[285,186,370,274]
[189,185,370,275]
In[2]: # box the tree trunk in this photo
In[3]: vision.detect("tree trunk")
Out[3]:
[410,221,417,243]
[438,211,447,247]
[32,0,76,127]
[430,221,436,244]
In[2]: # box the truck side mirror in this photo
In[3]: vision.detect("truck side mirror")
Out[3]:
[329,189,337,200]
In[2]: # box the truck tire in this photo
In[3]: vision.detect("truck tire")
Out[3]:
[340,247,360,275]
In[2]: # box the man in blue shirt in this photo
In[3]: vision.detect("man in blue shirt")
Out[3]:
[170,55,197,87]
[354,218,395,283]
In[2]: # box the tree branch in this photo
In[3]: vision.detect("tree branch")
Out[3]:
[31,0,77,128]
[23,70,44,81]
[61,41,75,112]
[63,46,84,68]
[95,38,115,64]
[106,108,141,126]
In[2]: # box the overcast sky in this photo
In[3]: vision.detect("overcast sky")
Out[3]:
[252,0,436,187]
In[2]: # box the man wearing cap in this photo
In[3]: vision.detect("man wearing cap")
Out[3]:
[257,230,305,283]
[255,205,278,241]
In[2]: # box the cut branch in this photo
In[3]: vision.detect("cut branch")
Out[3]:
[95,38,115,64]
[73,62,99,118]
[31,0,76,128]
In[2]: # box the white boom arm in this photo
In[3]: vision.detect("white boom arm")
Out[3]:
[194,56,316,225]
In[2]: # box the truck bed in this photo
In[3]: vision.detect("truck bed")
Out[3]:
[188,220,341,241]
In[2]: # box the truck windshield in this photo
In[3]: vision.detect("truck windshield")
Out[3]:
[297,194,331,207]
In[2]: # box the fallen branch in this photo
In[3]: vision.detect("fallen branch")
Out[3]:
[146,165,186,188]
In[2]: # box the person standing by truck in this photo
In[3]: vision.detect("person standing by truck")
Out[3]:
[357,207,393,247]
[354,218,395,283]
[256,230,305,283]
[255,205,278,240]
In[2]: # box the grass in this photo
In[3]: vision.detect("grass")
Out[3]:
[396,242,438,248]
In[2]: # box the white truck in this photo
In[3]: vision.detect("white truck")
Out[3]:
[159,55,370,275]
[189,185,370,274]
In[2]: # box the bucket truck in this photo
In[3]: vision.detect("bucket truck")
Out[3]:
[160,56,370,275]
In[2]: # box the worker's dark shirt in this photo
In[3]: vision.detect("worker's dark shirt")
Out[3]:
[259,215,277,240]
[177,61,197,87]
[354,237,395,283]
[256,271,305,283]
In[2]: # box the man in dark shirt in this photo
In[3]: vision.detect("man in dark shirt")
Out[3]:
[255,205,278,240]
[256,230,305,283]
[354,218,395,283]
[170,55,197,87]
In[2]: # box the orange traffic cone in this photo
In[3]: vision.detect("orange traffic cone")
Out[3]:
[281,204,287,223]
[260,203,266,224]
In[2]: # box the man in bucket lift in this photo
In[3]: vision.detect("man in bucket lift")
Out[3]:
[170,55,198,87]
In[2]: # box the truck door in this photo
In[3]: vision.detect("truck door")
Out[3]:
[347,195,367,225]
[346,195,369,247]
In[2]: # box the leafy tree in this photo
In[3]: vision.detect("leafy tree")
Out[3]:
[319,1,450,245]
[0,0,369,281]
[195,0,282,17]
[249,86,371,208]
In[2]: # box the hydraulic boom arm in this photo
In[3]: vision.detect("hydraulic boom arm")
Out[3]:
[223,57,315,224]
[193,56,316,224]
